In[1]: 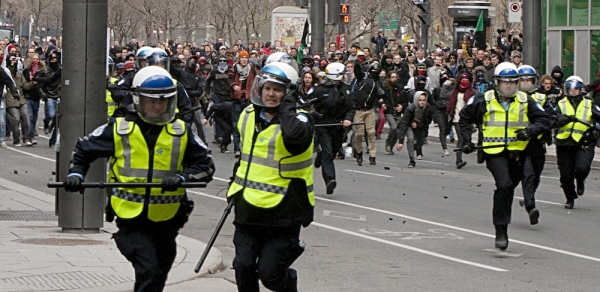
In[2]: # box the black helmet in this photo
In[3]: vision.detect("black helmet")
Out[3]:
[301,54,313,62]
[368,62,382,78]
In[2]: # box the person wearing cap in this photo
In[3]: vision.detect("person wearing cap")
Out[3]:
[228,49,256,157]
[511,51,522,67]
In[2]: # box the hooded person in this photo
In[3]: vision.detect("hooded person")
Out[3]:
[396,90,433,167]
[447,71,476,169]
[551,65,564,90]
[473,66,493,93]
[407,64,431,91]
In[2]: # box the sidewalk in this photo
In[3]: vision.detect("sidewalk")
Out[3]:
[0,177,237,292]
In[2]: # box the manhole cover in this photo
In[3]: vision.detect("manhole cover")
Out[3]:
[14,238,106,245]
[0,210,57,221]
[2,271,132,290]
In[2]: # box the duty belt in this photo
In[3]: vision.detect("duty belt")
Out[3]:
[112,189,183,204]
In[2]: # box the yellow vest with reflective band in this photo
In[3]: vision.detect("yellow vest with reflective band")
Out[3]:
[106,77,117,117]
[110,117,187,222]
[556,98,592,142]
[528,92,547,139]
[226,104,315,208]
[481,91,530,154]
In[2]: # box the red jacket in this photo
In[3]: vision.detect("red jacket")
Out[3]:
[228,63,256,102]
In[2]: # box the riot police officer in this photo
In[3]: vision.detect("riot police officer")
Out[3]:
[227,62,314,292]
[554,75,600,209]
[517,65,556,223]
[459,62,551,250]
[64,66,214,292]
[310,62,355,194]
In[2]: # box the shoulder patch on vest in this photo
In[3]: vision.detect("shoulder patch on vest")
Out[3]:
[296,114,308,123]
[117,79,125,86]
[193,133,207,150]
[90,124,108,137]
[595,105,600,112]
[536,103,544,111]
[467,96,475,105]
[245,104,255,113]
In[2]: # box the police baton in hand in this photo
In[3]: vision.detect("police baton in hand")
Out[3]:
[195,199,234,273]
[47,182,207,189]
[315,122,365,127]
[453,145,508,152]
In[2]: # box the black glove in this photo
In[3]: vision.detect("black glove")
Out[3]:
[64,174,84,193]
[161,174,185,193]
[279,93,298,111]
[515,129,531,141]
[568,115,579,122]
[462,142,476,154]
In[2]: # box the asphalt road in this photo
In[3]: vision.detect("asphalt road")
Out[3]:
[4,120,600,291]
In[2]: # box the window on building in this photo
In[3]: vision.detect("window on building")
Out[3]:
[591,31,600,78]
[562,30,575,78]
[570,0,589,26]
[549,0,568,26]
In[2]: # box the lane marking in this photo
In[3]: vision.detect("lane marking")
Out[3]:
[323,210,366,221]
[344,169,393,178]
[540,176,559,180]
[418,160,445,165]
[6,147,55,162]
[188,191,506,272]
[312,222,507,272]
[314,196,600,263]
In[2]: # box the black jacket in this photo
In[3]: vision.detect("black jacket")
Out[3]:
[309,83,355,124]
[170,66,205,98]
[230,94,315,227]
[33,66,60,100]
[352,76,383,109]
[458,91,552,155]
[382,83,408,116]
[204,66,231,98]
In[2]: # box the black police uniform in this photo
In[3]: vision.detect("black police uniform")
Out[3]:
[310,82,355,193]
[554,96,600,208]
[229,93,315,292]
[459,90,551,249]
[66,114,214,292]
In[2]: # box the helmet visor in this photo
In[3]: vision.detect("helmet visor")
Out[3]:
[134,93,177,125]
[250,74,288,107]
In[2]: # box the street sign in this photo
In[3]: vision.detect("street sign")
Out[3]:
[508,2,522,23]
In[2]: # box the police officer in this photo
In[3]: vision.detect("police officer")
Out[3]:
[227,62,314,292]
[554,75,600,209]
[63,66,215,292]
[517,65,555,223]
[310,62,355,194]
[459,62,550,250]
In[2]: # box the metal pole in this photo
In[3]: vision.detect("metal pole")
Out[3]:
[522,0,542,71]
[310,0,325,56]
[58,0,107,233]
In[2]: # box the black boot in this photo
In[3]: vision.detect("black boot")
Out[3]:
[577,179,585,196]
[494,225,509,250]
[356,152,363,166]
[369,157,376,165]
[456,160,467,169]
[314,151,322,168]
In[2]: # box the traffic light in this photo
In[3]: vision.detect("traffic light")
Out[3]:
[340,4,350,24]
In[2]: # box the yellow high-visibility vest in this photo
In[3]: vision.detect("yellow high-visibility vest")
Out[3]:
[110,117,187,222]
[106,77,117,117]
[556,98,592,142]
[226,104,315,208]
[481,91,530,154]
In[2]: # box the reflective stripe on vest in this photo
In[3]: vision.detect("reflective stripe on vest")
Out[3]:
[106,77,117,117]
[227,104,315,209]
[556,98,592,142]
[110,118,187,222]
[529,92,547,139]
[481,91,529,154]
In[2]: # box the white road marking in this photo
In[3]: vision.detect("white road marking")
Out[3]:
[323,210,366,221]
[483,249,523,257]
[344,169,394,178]
[312,222,507,272]
[418,160,445,165]
[6,147,55,162]
[314,196,600,263]
[540,175,559,180]
[188,191,505,271]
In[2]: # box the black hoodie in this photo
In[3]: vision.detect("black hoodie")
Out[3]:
[551,65,564,89]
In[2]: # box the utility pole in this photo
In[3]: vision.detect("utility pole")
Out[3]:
[310,0,325,56]
[522,0,542,72]
[414,0,430,51]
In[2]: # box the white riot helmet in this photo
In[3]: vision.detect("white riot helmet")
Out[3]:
[324,62,351,84]
[266,52,293,65]
[494,62,520,97]
[564,75,584,98]
[250,62,298,108]
[135,46,155,69]
[131,66,178,125]
[517,65,538,93]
